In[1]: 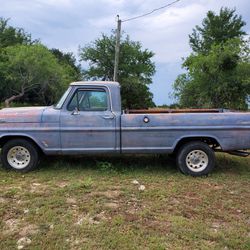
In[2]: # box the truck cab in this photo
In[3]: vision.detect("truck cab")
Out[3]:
[54,81,121,154]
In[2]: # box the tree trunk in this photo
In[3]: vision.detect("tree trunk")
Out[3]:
[4,87,25,108]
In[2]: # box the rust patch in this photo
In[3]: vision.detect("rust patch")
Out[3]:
[127,108,223,114]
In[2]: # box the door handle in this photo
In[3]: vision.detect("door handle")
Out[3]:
[102,115,114,120]
[71,108,80,115]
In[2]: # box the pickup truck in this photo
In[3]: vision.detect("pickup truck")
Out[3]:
[0,81,249,176]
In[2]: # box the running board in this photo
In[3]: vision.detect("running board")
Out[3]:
[227,150,250,157]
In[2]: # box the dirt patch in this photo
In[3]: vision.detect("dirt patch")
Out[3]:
[91,190,121,199]
[124,213,139,222]
[109,185,122,190]
[246,218,250,226]
[30,182,49,194]
[2,218,21,236]
[0,197,6,203]
[4,219,39,237]
[104,202,119,209]
[16,199,26,205]
[19,224,39,237]
[169,197,181,205]
[93,211,107,222]
[5,218,21,231]
[66,197,77,204]
[76,211,107,225]
[145,219,171,234]
[182,192,202,202]
[56,181,69,188]
[125,196,142,215]
[66,236,89,248]
[210,221,227,232]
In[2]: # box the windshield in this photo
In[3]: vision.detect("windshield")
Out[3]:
[54,87,72,109]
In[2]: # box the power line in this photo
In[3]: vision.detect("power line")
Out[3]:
[122,0,181,23]
[114,0,181,81]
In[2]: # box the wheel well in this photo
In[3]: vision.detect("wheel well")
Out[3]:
[0,136,43,154]
[174,137,221,154]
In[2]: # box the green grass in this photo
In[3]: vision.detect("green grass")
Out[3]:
[0,153,249,250]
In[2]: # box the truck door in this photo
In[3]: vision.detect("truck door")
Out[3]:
[60,87,117,153]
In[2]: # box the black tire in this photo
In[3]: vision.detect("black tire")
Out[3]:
[176,141,215,176]
[1,139,40,172]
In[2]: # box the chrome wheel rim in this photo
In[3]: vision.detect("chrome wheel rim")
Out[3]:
[7,146,31,169]
[185,150,208,172]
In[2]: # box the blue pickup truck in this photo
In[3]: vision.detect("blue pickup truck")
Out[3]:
[0,81,249,176]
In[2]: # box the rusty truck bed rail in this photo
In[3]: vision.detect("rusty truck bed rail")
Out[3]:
[126,108,225,114]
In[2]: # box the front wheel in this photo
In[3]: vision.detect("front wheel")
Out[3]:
[1,139,40,172]
[176,141,215,176]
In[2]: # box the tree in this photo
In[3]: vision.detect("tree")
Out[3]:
[189,8,246,54]
[0,44,75,107]
[0,17,40,106]
[50,48,82,81]
[0,18,37,48]
[79,32,156,109]
[173,8,250,110]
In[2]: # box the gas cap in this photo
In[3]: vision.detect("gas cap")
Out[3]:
[143,116,150,123]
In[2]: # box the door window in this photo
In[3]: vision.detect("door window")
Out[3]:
[68,89,108,111]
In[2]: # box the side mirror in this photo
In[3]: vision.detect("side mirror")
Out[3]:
[71,107,80,115]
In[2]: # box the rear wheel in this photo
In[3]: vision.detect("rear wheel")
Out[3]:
[176,141,215,176]
[1,139,39,172]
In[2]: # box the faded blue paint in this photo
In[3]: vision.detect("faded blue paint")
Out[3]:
[121,113,250,152]
[0,81,250,155]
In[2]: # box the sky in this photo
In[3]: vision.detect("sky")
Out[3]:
[1,0,250,105]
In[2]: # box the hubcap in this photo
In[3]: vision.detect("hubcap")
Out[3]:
[185,150,208,172]
[7,146,31,169]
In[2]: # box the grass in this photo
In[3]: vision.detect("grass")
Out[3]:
[0,153,249,250]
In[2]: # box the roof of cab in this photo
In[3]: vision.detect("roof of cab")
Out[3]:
[70,81,120,87]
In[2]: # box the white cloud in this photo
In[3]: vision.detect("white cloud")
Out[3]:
[36,0,72,6]
[124,3,206,63]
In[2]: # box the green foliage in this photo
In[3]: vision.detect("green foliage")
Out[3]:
[157,103,181,109]
[189,8,246,54]
[0,18,81,107]
[120,77,154,109]
[68,177,93,190]
[0,44,75,105]
[173,8,250,109]
[79,32,156,109]
[50,48,82,81]
[0,17,37,48]
[0,17,37,105]
[96,161,115,172]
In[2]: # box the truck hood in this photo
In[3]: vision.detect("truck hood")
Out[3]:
[0,106,47,123]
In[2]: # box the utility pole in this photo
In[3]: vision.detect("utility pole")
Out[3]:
[113,15,121,82]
